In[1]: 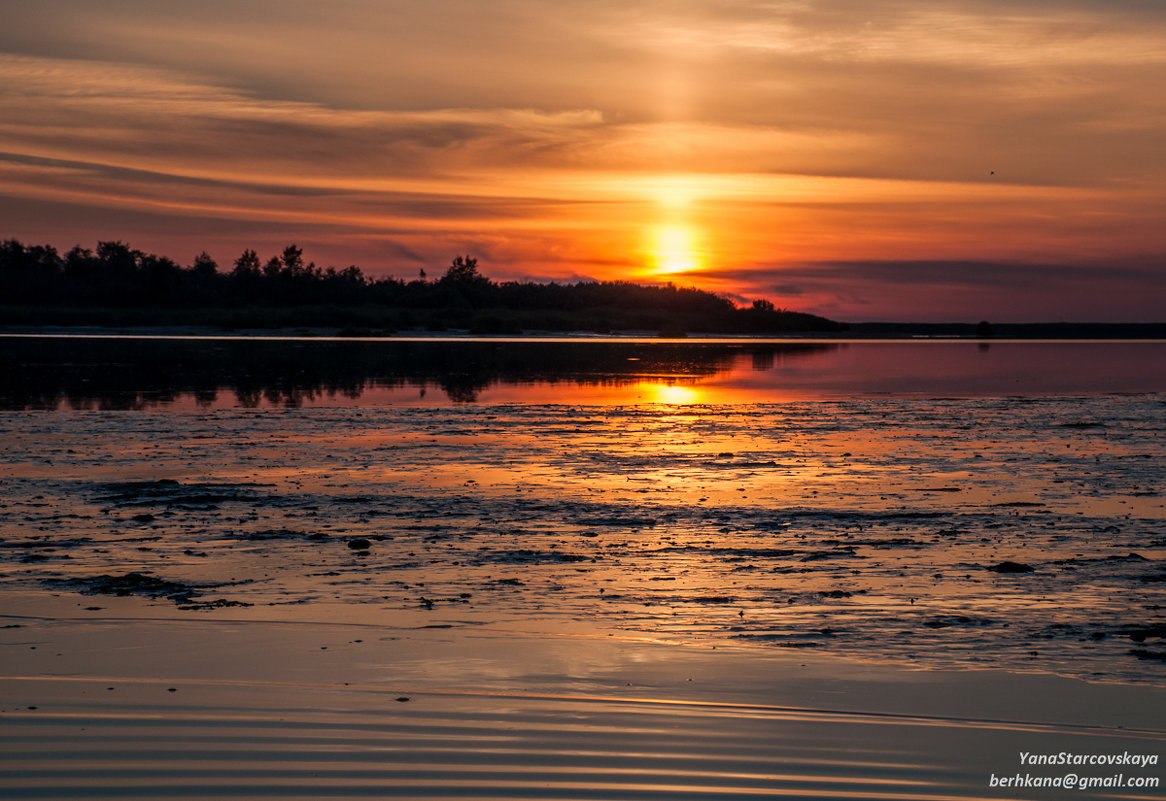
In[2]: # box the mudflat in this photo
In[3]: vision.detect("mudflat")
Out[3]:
[1,339,1164,799]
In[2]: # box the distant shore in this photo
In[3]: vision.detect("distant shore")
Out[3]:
[3,321,1166,340]
[5,238,1163,339]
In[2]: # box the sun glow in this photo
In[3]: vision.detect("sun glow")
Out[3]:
[649,223,704,275]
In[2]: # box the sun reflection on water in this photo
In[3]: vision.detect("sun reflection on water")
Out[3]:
[643,383,702,404]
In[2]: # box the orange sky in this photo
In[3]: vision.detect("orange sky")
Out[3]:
[1,1,1164,321]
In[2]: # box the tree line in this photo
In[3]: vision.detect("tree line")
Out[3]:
[0,239,844,334]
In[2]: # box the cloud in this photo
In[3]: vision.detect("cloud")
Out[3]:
[0,2,1163,320]
[5,2,1165,189]
[713,258,1166,322]
[0,53,609,173]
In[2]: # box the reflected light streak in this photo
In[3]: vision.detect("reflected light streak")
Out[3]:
[643,383,702,405]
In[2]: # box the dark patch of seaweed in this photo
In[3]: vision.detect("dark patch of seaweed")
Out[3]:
[922,615,996,628]
[93,479,271,508]
[753,509,949,526]
[646,546,801,559]
[577,516,658,527]
[45,572,251,609]
[470,549,595,566]
[228,528,330,542]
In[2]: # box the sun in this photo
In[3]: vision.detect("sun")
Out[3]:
[649,223,704,276]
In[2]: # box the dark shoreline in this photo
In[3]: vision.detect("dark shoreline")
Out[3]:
[4,322,1166,340]
[4,330,1164,410]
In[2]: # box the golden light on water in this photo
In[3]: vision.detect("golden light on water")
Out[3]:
[645,383,702,404]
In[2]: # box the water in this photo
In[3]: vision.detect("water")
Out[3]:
[2,335,1165,408]
[1,335,1163,686]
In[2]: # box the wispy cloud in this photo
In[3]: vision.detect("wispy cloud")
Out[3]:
[710,258,1166,322]
[0,1,1163,319]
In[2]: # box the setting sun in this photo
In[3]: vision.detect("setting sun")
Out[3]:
[648,224,704,276]
[1,2,1163,797]
[0,1,1163,323]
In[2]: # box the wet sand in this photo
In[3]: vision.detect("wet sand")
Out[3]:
[2,394,1165,798]
[3,597,1165,800]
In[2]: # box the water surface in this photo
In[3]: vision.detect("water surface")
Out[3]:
[3,334,1165,800]
[2,395,1162,684]
[2,335,1164,408]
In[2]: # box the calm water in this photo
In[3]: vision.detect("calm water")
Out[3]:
[3,334,1165,799]
[2,334,1164,408]
[2,334,1164,686]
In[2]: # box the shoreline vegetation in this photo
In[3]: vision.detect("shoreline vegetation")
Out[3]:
[0,239,843,336]
[4,239,1163,339]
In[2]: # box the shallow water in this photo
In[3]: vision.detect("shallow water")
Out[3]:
[3,335,1165,408]
[3,678,1159,800]
[1,394,1163,685]
[3,620,1164,800]
[3,336,1166,799]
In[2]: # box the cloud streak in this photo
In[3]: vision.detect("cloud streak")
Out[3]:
[0,1,1163,320]
[709,258,1166,322]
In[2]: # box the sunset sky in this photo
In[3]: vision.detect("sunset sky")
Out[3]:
[1,0,1164,321]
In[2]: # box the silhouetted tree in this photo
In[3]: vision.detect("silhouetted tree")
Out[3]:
[231,249,262,302]
[262,255,282,281]
[0,240,63,304]
[184,252,221,304]
[137,252,182,305]
[1,239,844,333]
[442,254,482,284]
[192,252,217,279]
[232,249,261,278]
[320,265,367,304]
[97,241,138,277]
[436,254,492,308]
